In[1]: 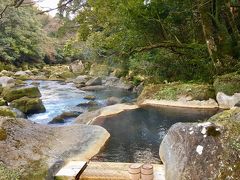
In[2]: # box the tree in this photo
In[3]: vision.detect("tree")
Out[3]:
[0,0,57,65]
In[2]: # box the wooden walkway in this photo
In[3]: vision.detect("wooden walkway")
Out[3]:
[55,161,165,180]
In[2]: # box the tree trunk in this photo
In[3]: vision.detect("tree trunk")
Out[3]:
[198,0,240,73]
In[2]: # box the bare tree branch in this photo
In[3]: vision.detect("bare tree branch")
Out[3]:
[37,0,74,14]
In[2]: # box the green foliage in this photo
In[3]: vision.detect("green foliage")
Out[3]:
[213,72,240,95]
[0,1,59,65]
[129,46,213,83]
[61,0,218,82]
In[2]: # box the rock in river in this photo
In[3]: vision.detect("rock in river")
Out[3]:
[160,108,240,179]
[49,111,82,124]
[86,77,102,86]
[83,95,96,100]
[2,86,41,102]
[10,97,46,114]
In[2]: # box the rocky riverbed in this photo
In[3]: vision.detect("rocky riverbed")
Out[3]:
[0,63,240,179]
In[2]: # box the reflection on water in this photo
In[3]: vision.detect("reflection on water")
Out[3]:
[92,107,218,163]
[26,80,136,124]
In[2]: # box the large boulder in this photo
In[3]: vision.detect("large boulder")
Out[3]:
[73,75,89,84]
[216,92,240,109]
[89,63,111,77]
[69,60,85,74]
[10,97,46,114]
[104,76,133,90]
[0,76,15,88]
[49,71,75,80]
[213,73,240,95]
[160,108,240,179]
[0,117,109,179]
[43,65,75,80]
[2,86,41,102]
[138,83,216,102]
[86,77,102,86]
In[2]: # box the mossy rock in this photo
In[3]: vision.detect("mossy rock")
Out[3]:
[89,63,111,77]
[11,97,46,114]
[207,108,240,178]
[0,106,17,118]
[15,79,25,86]
[0,128,7,141]
[49,71,75,80]
[138,82,215,101]
[0,162,20,180]
[0,98,7,106]
[213,73,240,96]
[2,86,41,102]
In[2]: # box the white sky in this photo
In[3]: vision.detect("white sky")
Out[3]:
[35,0,60,16]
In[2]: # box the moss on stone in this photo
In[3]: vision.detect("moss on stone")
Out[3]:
[0,85,3,94]
[2,86,41,102]
[11,97,46,114]
[0,98,6,106]
[21,160,48,180]
[0,106,16,117]
[0,128,7,141]
[0,162,20,180]
[208,108,240,178]
[89,63,111,77]
[213,72,240,95]
[138,82,215,101]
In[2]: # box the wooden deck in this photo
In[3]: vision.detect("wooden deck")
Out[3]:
[55,161,165,180]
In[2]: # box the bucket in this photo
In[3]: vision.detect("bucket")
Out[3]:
[128,164,141,180]
[141,164,153,180]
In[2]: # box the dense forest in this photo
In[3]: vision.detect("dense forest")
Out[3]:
[1,0,240,83]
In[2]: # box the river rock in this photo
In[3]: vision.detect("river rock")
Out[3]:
[15,70,33,76]
[89,63,111,77]
[49,111,82,124]
[106,97,123,105]
[84,95,96,100]
[0,76,15,88]
[2,86,41,102]
[86,77,102,86]
[74,75,89,84]
[0,70,14,77]
[104,76,133,90]
[75,104,139,124]
[159,108,240,179]
[10,97,46,114]
[69,60,85,74]
[77,100,98,107]
[81,85,106,91]
[14,71,31,80]
[0,117,109,179]
[216,92,240,109]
